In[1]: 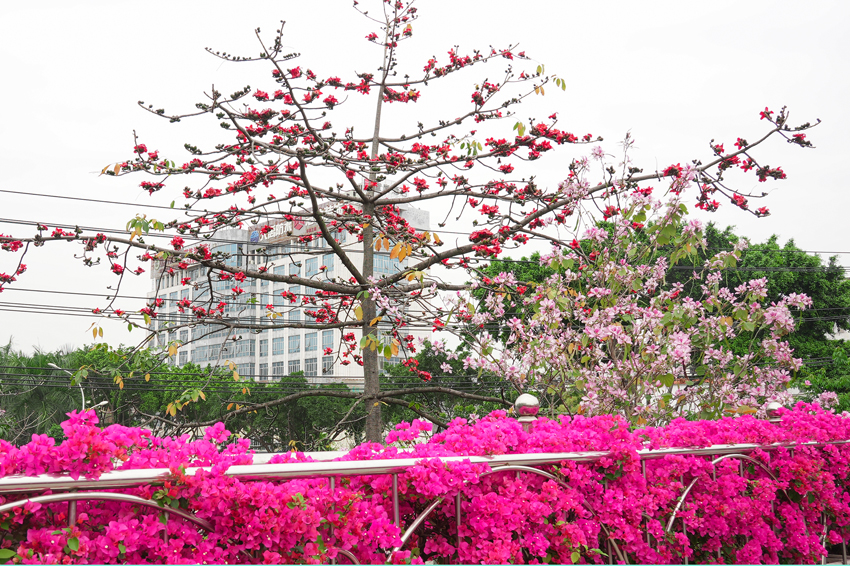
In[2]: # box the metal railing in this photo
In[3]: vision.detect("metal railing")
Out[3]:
[0,395,847,564]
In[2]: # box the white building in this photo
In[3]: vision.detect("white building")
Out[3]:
[148,203,430,390]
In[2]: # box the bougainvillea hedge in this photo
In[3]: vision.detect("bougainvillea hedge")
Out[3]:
[1,404,849,564]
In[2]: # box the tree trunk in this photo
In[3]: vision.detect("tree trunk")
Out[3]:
[362,201,381,442]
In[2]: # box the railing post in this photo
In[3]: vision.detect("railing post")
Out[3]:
[330,477,336,566]
[765,401,783,424]
[514,393,539,433]
[392,474,400,528]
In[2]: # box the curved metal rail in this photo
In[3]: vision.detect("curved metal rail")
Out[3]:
[0,491,214,532]
[392,464,627,564]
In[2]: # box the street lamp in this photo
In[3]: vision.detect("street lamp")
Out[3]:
[47,363,86,411]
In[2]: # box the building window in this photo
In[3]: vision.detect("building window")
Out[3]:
[234,339,256,358]
[192,345,207,363]
[323,254,334,275]
[273,337,286,356]
[272,361,285,377]
[179,329,188,344]
[260,339,268,357]
[305,332,317,352]
[237,363,253,378]
[289,263,300,277]
[375,254,402,276]
[289,286,300,322]
[288,359,301,374]
[178,351,188,366]
[259,363,268,379]
[288,334,300,354]
[306,257,318,278]
[322,356,334,376]
[305,358,317,376]
[322,330,333,352]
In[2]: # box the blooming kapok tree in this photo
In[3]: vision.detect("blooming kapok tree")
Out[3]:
[0,1,818,440]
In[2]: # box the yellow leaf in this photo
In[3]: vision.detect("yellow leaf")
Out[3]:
[242,387,246,395]
[145,373,150,382]
[227,403,234,410]
[568,343,575,355]
[93,327,98,339]
[540,86,545,96]
[98,327,103,338]
[119,380,124,390]
[406,272,415,281]
[391,340,399,356]
[534,86,540,95]
[374,238,381,251]
[383,237,390,251]
[168,345,178,357]
[113,164,120,175]
[101,165,109,175]
[433,234,442,245]
[143,313,151,326]
[355,305,363,320]
[636,416,647,426]
[390,243,402,260]
[233,371,240,381]
[370,316,382,326]
[398,246,408,262]
[423,231,430,242]
[199,391,206,401]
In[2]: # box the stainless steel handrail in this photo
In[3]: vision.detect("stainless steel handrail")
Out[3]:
[0,440,846,493]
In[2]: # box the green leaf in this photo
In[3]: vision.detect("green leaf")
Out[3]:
[67,537,79,552]
[660,373,675,388]
[571,550,580,563]
[0,549,17,560]
[118,543,126,554]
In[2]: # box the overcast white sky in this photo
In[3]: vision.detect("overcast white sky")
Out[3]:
[1,0,848,354]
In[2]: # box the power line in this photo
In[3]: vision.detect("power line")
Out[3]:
[5,208,850,261]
